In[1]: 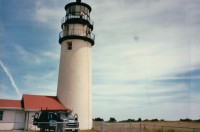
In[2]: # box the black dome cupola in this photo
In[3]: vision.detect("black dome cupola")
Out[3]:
[59,0,95,45]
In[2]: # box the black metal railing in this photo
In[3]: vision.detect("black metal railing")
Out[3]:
[59,29,95,41]
[61,14,94,26]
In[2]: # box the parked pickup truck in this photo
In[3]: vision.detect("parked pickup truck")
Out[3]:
[33,110,79,132]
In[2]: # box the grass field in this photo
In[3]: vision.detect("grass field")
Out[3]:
[93,121,200,132]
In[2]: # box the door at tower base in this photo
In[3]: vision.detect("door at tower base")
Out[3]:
[57,39,92,130]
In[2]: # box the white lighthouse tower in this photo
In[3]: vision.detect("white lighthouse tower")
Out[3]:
[57,0,95,130]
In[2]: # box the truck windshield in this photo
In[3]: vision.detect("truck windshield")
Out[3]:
[60,113,74,120]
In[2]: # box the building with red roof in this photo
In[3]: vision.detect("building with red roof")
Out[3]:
[0,94,70,130]
[22,94,69,111]
[0,99,22,109]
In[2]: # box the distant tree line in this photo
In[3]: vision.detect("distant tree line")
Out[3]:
[93,117,116,122]
[119,118,164,122]
[180,118,200,122]
[93,117,161,122]
[93,117,200,123]
[93,117,104,121]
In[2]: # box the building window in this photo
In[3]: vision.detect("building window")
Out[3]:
[0,111,3,120]
[67,42,72,50]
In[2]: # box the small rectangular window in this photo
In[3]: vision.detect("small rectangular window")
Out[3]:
[0,111,3,120]
[67,42,72,50]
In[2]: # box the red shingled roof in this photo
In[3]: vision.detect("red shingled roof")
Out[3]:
[0,99,22,109]
[23,94,69,111]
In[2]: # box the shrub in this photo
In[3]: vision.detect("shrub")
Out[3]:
[151,119,159,122]
[137,118,142,122]
[180,118,192,122]
[108,117,116,122]
[93,117,104,121]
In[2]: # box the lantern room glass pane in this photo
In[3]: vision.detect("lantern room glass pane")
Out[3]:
[70,5,76,15]
[66,8,69,15]
[80,5,85,13]
[85,8,89,16]
[76,5,81,12]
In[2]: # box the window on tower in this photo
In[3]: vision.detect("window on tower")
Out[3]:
[67,42,72,50]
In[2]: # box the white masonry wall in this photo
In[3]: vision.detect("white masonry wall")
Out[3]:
[24,111,39,131]
[0,109,25,130]
[57,24,92,130]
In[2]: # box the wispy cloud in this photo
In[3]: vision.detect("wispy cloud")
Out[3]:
[34,7,62,24]
[93,0,200,82]
[0,19,6,59]
[32,1,65,33]
[0,60,22,97]
[14,45,42,65]
[23,71,56,80]
[22,71,58,95]
[42,51,60,60]
[0,84,18,99]
[91,0,200,120]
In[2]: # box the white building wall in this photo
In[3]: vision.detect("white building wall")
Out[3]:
[24,111,39,131]
[0,109,24,130]
[14,110,25,129]
[0,109,39,130]
[57,24,92,130]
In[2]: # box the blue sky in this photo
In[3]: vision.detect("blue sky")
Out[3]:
[0,0,200,121]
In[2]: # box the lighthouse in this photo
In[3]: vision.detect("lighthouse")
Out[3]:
[57,0,95,130]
